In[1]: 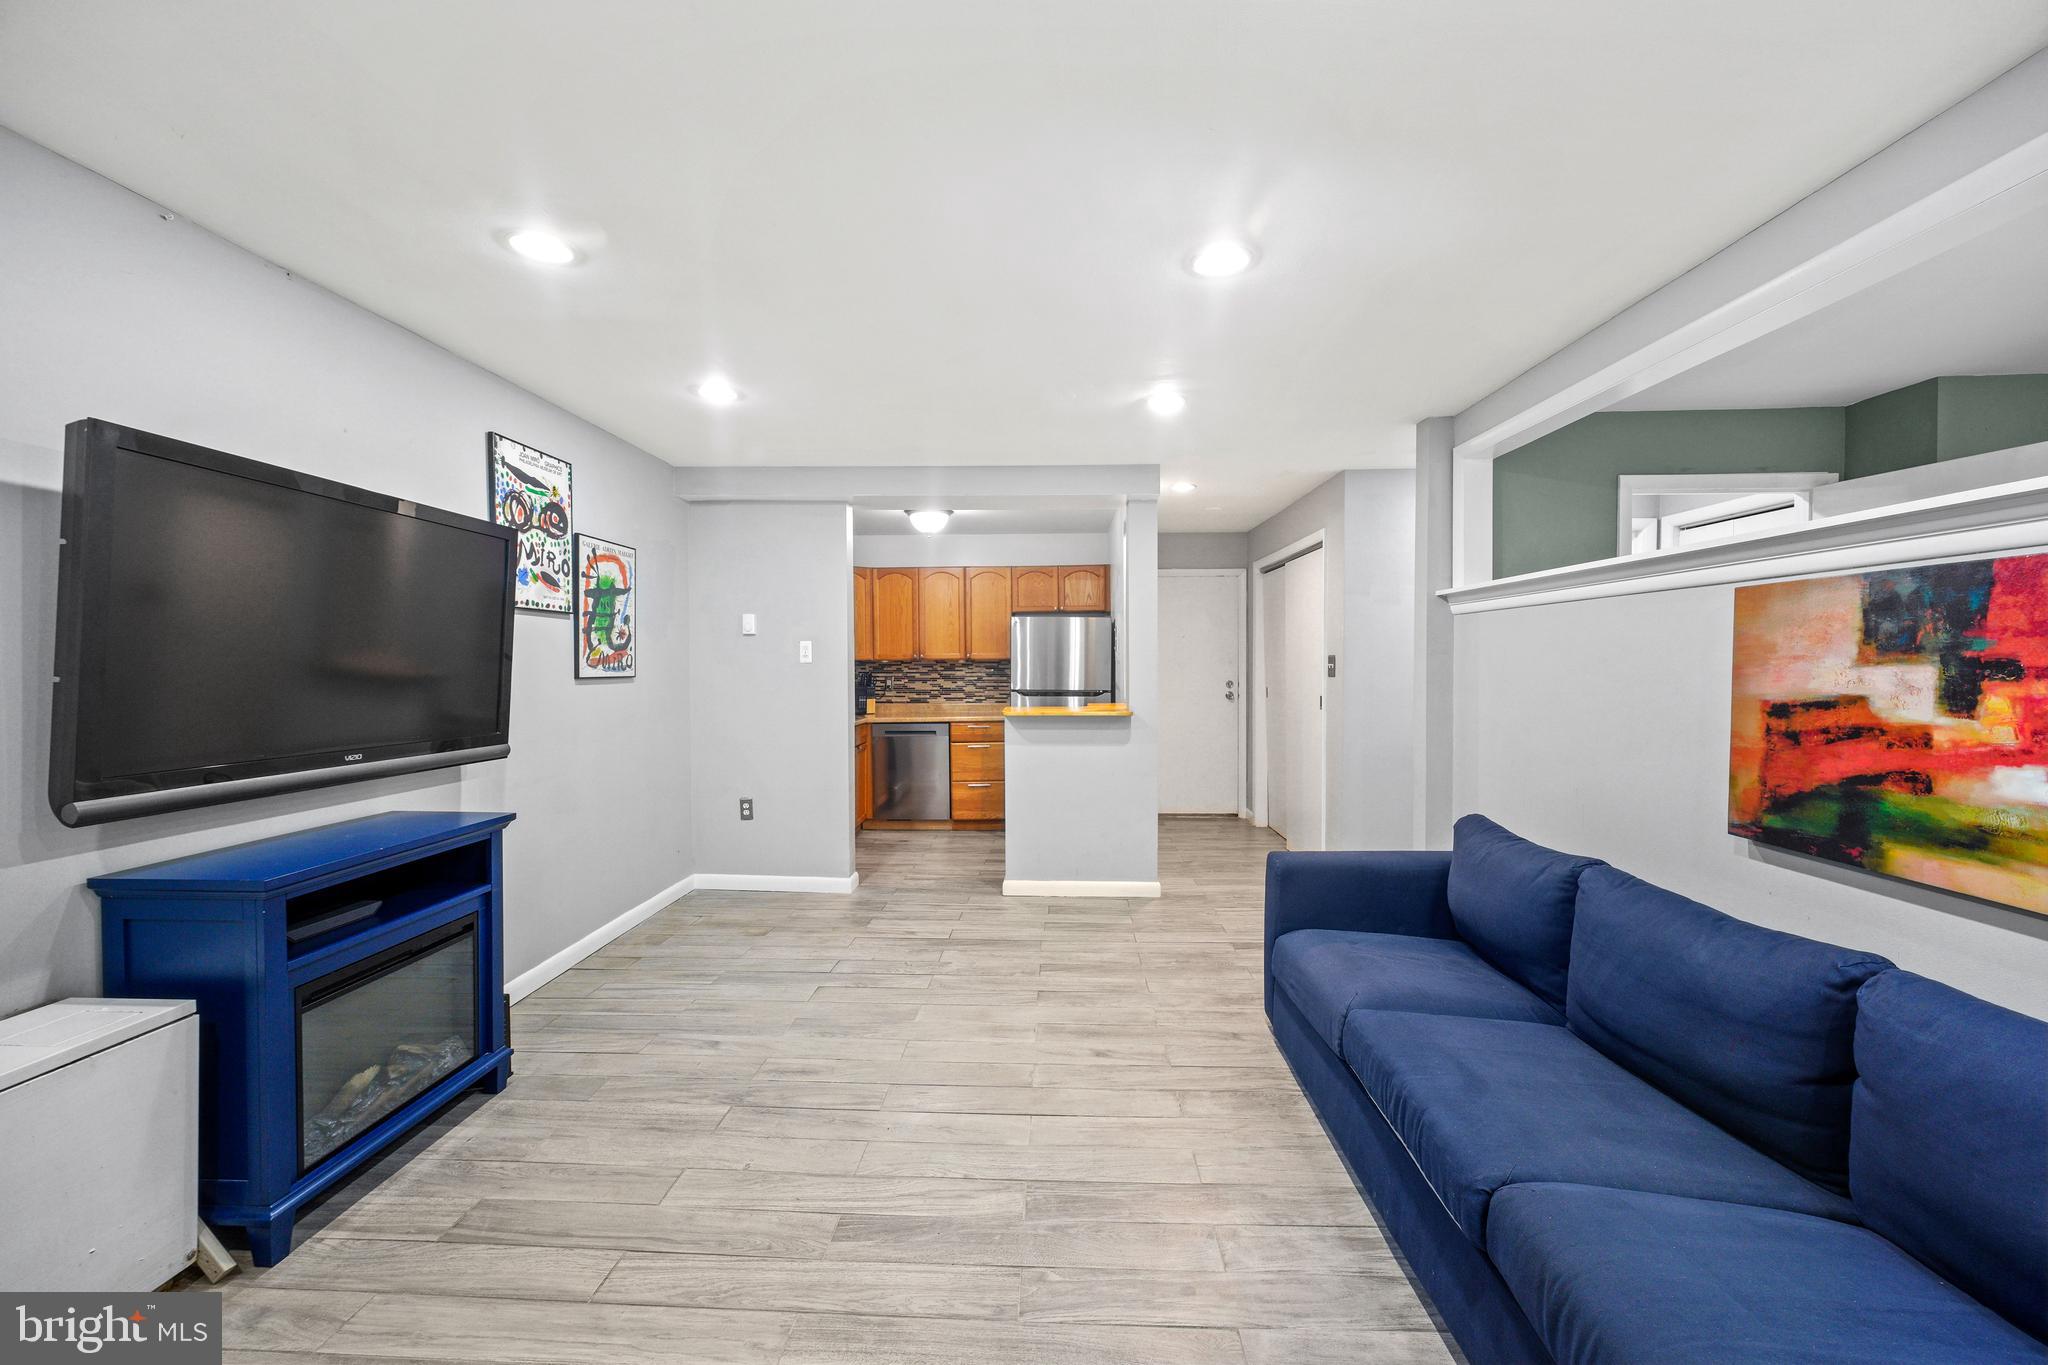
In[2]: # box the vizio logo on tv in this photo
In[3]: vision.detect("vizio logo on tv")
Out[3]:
[5,1296,219,1361]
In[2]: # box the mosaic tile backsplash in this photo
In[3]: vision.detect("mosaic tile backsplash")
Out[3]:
[865,659,1011,702]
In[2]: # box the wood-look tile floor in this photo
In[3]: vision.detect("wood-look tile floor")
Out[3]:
[181,818,1456,1364]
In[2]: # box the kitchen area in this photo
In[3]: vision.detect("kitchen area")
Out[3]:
[852,535,1123,835]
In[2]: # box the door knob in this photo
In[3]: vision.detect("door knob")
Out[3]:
[1224,679,1236,701]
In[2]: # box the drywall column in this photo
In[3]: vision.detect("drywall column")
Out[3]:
[685,502,856,886]
[1004,499,1161,894]
[1413,417,1456,847]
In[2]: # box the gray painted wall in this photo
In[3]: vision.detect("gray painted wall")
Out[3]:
[1452,585,2048,1019]
[1159,532,1249,569]
[1248,471,1416,849]
[686,503,855,881]
[1004,500,1160,886]
[0,129,692,1014]
[852,531,1112,568]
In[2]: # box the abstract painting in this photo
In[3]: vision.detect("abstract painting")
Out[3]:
[574,534,636,678]
[487,432,573,612]
[1730,553,2048,915]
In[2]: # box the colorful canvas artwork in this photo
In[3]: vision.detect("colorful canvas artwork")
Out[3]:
[1730,553,2048,915]
[574,534,636,678]
[487,432,573,612]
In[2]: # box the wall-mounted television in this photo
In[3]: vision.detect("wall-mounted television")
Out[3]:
[49,419,517,827]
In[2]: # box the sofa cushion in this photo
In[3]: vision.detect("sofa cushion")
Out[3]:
[1487,1182,2046,1364]
[1446,814,1600,1012]
[1567,866,1891,1193]
[1852,970,2048,1343]
[1340,1009,1856,1246]
[1271,930,1564,1053]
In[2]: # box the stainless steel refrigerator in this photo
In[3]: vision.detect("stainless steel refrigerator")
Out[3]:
[1010,612,1115,709]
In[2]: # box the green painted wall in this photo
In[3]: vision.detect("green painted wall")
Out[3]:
[1495,375,2048,577]
[1935,374,2048,460]
[1491,408,1845,579]
[1843,380,1938,479]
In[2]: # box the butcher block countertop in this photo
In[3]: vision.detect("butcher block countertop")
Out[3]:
[855,702,1008,728]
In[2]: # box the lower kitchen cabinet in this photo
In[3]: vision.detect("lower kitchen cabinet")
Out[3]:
[854,728,873,825]
[951,779,1004,821]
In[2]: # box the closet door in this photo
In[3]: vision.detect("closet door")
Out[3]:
[1283,549,1326,851]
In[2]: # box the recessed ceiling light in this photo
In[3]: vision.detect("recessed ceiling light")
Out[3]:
[1188,239,1255,278]
[505,229,576,265]
[1146,385,1187,418]
[695,375,742,406]
[1168,481,1197,493]
[906,509,952,534]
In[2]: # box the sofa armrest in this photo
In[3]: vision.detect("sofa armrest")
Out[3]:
[1264,850,1455,1016]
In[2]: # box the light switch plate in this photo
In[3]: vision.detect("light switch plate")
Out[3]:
[799,640,813,663]
[741,613,757,636]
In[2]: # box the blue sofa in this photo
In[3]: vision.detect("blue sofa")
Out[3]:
[1264,814,2047,1363]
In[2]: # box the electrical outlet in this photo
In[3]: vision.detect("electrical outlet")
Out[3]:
[739,798,754,821]
[799,640,813,663]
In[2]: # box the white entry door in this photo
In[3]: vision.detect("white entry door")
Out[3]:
[1159,571,1244,814]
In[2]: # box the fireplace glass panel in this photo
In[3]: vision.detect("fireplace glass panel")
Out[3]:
[298,918,476,1170]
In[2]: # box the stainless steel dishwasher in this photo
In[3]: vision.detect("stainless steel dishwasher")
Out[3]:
[871,724,951,820]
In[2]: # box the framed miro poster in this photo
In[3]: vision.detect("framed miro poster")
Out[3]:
[575,534,637,678]
[1730,552,2048,915]
[487,432,573,612]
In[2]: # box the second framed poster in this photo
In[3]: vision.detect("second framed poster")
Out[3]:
[575,534,637,678]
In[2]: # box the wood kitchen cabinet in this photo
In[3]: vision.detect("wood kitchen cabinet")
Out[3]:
[950,720,1004,823]
[917,567,966,659]
[965,566,1012,659]
[1012,566,1061,612]
[856,563,1111,663]
[870,567,919,660]
[1059,564,1110,612]
[854,728,873,826]
[853,568,875,661]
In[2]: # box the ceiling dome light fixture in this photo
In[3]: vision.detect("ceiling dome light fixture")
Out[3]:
[906,509,953,534]
[505,229,577,265]
[1187,239,1255,279]
[1146,384,1188,418]
[695,375,742,406]
[1168,481,1197,493]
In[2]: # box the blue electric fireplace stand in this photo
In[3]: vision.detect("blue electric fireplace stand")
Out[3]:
[92,811,515,1265]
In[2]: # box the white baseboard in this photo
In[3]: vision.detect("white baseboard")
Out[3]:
[507,872,697,1002]
[1002,879,1162,899]
[692,872,861,894]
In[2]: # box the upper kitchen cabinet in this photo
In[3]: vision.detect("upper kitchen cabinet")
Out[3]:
[871,566,919,660]
[1059,564,1110,612]
[916,567,967,660]
[1012,566,1061,612]
[853,567,875,660]
[965,566,1012,660]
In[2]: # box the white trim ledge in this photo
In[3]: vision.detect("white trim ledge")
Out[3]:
[507,871,697,1001]
[1441,482,2048,615]
[694,872,861,894]
[1003,879,1163,899]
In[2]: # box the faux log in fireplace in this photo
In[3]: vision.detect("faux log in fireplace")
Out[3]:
[92,811,514,1265]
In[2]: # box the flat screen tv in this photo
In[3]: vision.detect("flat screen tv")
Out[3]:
[49,419,517,827]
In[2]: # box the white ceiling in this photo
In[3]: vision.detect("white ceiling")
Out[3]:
[1611,206,2048,411]
[1,3,2042,530]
